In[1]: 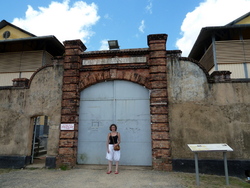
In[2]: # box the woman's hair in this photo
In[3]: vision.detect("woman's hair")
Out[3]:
[109,124,117,131]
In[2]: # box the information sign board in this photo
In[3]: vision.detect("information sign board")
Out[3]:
[188,143,233,152]
[187,143,233,186]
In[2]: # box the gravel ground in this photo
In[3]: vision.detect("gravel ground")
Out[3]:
[0,165,187,188]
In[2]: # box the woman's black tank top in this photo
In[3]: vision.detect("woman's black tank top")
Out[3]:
[109,133,118,144]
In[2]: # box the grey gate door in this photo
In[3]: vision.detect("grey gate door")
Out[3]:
[77,80,152,166]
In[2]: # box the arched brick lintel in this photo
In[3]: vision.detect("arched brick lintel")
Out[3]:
[79,69,150,91]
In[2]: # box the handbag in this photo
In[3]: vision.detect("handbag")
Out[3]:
[111,133,120,151]
[114,144,120,151]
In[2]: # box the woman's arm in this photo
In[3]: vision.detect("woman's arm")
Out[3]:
[106,133,110,153]
[117,132,121,144]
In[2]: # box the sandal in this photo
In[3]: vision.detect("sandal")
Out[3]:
[115,171,119,174]
[106,171,112,174]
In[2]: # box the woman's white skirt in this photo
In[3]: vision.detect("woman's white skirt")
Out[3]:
[106,144,120,161]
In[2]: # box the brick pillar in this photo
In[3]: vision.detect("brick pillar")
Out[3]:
[147,34,172,171]
[58,40,86,168]
[12,78,29,87]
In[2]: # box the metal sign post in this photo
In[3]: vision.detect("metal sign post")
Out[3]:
[187,143,233,186]
[194,152,199,185]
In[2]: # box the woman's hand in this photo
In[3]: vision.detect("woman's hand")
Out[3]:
[107,149,110,153]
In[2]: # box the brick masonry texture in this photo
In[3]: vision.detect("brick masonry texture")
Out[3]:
[59,34,171,170]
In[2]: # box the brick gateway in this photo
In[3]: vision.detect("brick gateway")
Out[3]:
[58,34,172,170]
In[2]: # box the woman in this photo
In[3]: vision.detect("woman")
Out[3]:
[106,124,121,174]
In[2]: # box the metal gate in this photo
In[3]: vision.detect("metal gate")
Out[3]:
[77,80,152,166]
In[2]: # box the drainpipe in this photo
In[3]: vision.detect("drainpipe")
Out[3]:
[240,32,249,78]
[212,34,218,71]
[42,50,46,66]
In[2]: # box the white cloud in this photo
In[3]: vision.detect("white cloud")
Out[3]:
[12,0,100,44]
[99,39,109,50]
[139,20,145,33]
[176,0,250,57]
[146,0,153,14]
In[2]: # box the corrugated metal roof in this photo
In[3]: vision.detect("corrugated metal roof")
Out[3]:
[0,35,64,56]
[188,25,250,61]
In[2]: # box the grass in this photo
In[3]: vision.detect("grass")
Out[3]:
[59,164,70,170]
[0,169,17,174]
[175,172,250,188]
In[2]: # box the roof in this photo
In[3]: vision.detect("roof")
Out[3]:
[0,20,64,56]
[188,12,250,61]
[0,20,36,37]
[226,11,250,26]
[0,35,65,56]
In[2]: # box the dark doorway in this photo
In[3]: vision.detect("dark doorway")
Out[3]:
[30,116,49,166]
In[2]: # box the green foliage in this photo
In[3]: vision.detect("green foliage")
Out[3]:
[59,164,69,171]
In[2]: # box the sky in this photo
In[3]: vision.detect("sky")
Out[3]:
[1,0,250,57]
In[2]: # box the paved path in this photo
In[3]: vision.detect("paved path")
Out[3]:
[0,165,187,188]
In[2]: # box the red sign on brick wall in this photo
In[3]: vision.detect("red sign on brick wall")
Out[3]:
[61,124,74,130]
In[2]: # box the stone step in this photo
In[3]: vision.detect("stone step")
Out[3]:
[34,146,45,151]
[34,149,47,157]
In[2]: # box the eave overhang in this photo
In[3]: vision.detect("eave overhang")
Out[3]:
[188,25,250,61]
[0,35,65,56]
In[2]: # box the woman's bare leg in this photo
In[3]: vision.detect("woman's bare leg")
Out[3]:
[108,160,112,172]
[115,161,119,173]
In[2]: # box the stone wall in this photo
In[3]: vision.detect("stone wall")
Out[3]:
[1,33,249,174]
[168,57,250,159]
[0,61,63,167]
[167,56,250,177]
